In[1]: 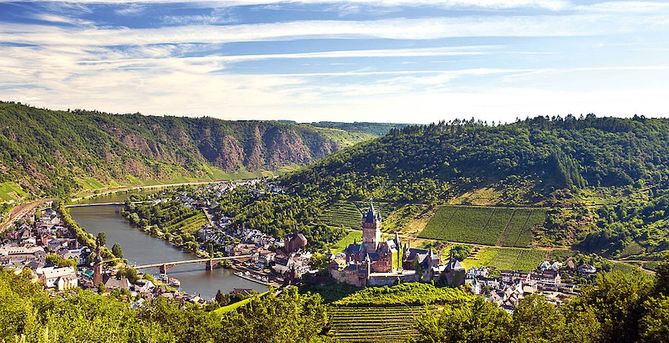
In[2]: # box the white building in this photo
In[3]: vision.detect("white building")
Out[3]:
[38,266,78,290]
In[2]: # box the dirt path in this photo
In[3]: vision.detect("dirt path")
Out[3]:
[0,199,51,233]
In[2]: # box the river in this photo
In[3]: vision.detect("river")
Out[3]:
[69,204,268,299]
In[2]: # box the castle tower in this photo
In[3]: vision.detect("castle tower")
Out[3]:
[362,200,382,253]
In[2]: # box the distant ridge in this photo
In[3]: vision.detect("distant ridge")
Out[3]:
[0,102,396,198]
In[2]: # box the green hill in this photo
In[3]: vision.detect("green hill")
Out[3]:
[0,102,377,198]
[283,115,669,205]
[282,115,669,255]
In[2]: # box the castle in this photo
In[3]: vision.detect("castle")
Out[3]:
[330,201,445,287]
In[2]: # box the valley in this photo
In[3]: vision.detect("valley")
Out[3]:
[2,108,669,343]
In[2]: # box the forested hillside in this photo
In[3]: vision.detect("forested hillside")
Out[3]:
[284,115,669,205]
[0,102,382,198]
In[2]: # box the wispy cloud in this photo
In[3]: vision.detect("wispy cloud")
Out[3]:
[0,0,572,11]
[1,0,669,122]
[3,12,669,49]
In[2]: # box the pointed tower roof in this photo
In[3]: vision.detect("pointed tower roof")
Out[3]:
[364,199,381,224]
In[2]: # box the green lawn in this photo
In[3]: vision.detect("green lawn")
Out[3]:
[462,247,547,271]
[418,205,545,247]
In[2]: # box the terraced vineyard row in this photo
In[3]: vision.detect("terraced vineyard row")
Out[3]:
[418,205,546,247]
[321,201,396,230]
[328,306,423,342]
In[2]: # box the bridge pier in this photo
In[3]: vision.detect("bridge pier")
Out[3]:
[206,259,219,271]
[160,264,174,274]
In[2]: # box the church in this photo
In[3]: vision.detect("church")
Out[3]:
[330,201,444,286]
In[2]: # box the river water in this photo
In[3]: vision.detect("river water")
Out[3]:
[69,205,267,299]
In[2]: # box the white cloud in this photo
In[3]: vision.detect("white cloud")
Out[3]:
[2,12,668,49]
[0,0,571,11]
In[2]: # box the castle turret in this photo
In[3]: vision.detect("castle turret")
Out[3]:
[361,200,382,253]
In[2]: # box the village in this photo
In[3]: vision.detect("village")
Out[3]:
[0,181,600,312]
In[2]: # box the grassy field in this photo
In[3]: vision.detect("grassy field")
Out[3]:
[0,182,28,202]
[331,230,363,254]
[418,205,546,247]
[462,247,547,271]
[328,306,421,343]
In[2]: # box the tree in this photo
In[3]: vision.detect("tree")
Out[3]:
[45,253,77,268]
[207,243,214,258]
[654,253,669,296]
[413,296,511,342]
[97,282,105,294]
[576,270,653,342]
[96,232,107,247]
[512,295,564,342]
[111,242,123,259]
[118,266,139,284]
[219,286,327,343]
[215,290,230,306]
[448,244,472,261]
[639,296,669,343]
[309,252,330,275]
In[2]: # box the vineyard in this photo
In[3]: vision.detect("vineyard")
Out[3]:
[328,306,422,342]
[418,205,546,247]
[463,247,547,271]
[321,201,396,230]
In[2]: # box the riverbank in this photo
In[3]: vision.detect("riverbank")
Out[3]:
[69,205,268,299]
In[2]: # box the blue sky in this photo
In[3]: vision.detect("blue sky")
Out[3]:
[0,1,668,123]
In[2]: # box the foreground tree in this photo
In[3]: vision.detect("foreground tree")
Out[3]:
[413,296,511,342]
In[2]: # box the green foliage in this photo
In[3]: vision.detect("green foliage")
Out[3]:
[214,187,346,250]
[575,189,669,257]
[413,297,511,343]
[112,242,123,259]
[331,230,362,254]
[447,244,473,261]
[122,200,207,252]
[45,253,77,268]
[0,269,329,343]
[333,282,472,306]
[55,200,97,249]
[310,121,408,136]
[639,296,669,342]
[0,102,371,197]
[575,271,654,342]
[117,266,139,284]
[96,232,107,247]
[284,115,669,208]
[511,295,600,343]
[300,282,361,304]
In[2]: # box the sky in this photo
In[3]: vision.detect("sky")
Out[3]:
[0,1,668,123]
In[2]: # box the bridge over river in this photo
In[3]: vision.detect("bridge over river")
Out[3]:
[134,255,253,274]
